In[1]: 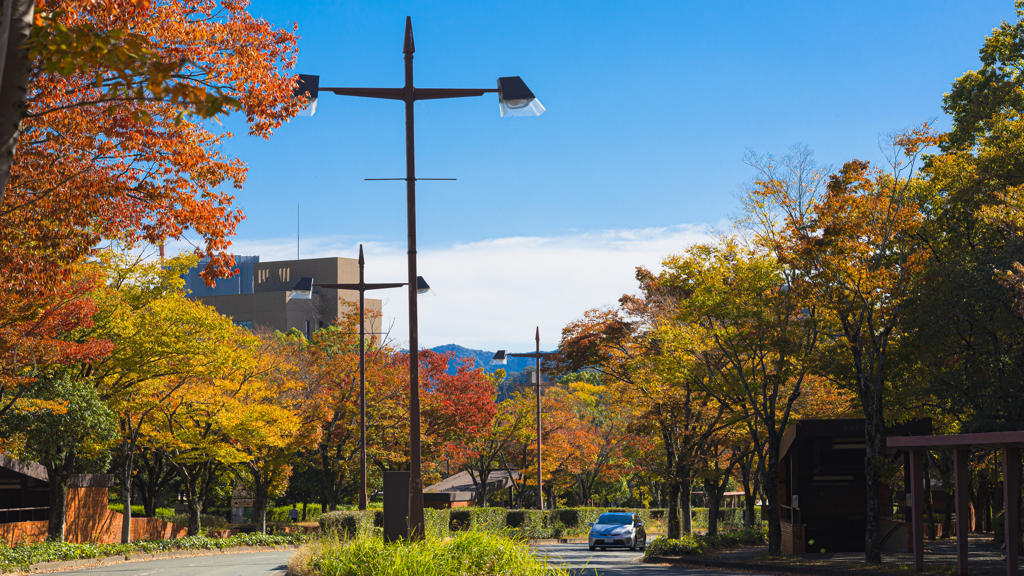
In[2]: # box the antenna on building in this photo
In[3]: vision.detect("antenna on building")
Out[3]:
[297,203,300,260]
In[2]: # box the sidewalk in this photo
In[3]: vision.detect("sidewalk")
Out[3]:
[648,534,1012,575]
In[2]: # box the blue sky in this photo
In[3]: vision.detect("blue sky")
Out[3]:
[185,0,1017,352]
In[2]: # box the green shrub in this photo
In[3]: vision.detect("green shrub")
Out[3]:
[158,513,229,530]
[270,504,325,523]
[318,511,376,539]
[0,533,306,572]
[645,534,704,557]
[643,526,767,559]
[995,510,1005,544]
[292,531,568,576]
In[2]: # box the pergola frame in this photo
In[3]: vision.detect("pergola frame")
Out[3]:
[887,431,1024,576]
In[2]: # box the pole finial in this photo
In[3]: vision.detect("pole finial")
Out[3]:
[358,244,364,265]
[536,326,540,344]
[403,16,415,54]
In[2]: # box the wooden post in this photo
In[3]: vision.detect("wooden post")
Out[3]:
[1003,446,1019,576]
[911,449,925,571]
[954,448,970,576]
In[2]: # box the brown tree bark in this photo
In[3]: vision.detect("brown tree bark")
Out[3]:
[0,0,33,201]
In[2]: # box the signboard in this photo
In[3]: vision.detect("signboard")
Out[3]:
[232,498,253,507]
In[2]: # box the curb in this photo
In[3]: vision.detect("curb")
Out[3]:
[528,532,664,547]
[528,537,590,545]
[3,544,298,575]
[644,555,897,576]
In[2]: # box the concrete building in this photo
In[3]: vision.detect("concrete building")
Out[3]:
[184,256,383,337]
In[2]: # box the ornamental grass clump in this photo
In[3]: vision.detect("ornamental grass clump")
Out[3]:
[290,531,569,576]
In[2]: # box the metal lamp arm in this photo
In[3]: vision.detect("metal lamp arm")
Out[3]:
[320,87,498,101]
[314,282,407,291]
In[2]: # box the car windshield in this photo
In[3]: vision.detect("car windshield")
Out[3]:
[595,513,633,525]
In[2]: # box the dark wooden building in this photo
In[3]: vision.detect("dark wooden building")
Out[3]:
[778,419,931,554]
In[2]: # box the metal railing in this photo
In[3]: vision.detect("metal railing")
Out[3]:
[780,505,801,524]
[0,507,50,523]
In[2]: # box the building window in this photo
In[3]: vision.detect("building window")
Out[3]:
[278,267,290,282]
[233,320,253,330]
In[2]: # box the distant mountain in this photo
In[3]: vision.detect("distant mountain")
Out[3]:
[429,344,551,375]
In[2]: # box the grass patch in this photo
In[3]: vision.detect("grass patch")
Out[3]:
[0,533,306,573]
[290,531,569,576]
[645,526,766,558]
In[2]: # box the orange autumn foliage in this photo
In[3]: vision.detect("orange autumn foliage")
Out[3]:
[0,0,302,422]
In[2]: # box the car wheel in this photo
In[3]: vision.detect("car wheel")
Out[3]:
[589,545,595,551]
[640,535,646,551]
[630,537,637,551]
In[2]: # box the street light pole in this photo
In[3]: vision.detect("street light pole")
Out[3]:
[294,16,543,539]
[533,327,543,510]
[493,327,555,510]
[306,246,407,510]
[401,23,424,536]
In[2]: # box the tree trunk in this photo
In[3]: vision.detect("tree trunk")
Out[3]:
[186,490,202,536]
[252,473,269,535]
[925,450,936,540]
[976,478,989,532]
[46,471,69,541]
[765,439,783,555]
[175,461,208,536]
[301,501,308,522]
[942,458,953,539]
[0,0,33,201]
[474,468,491,508]
[136,450,175,518]
[119,440,136,543]
[740,453,757,529]
[681,468,693,534]
[704,478,721,536]
[863,389,884,564]
[667,480,682,539]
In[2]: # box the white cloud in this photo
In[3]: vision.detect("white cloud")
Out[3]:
[167,224,715,352]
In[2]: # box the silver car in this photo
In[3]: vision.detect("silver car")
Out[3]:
[588,512,647,551]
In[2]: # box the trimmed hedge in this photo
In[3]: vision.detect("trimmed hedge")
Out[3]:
[692,507,759,529]
[423,508,449,540]
[314,506,753,542]
[505,510,548,539]
[270,504,325,523]
[318,511,377,539]
[449,507,508,532]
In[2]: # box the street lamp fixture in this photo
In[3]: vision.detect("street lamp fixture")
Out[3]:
[293,16,542,540]
[288,277,314,300]
[496,76,545,117]
[493,327,556,510]
[294,246,420,511]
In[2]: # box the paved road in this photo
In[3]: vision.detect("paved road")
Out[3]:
[532,543,742,576]
[45,551,293,576]
[40,545,763,576]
